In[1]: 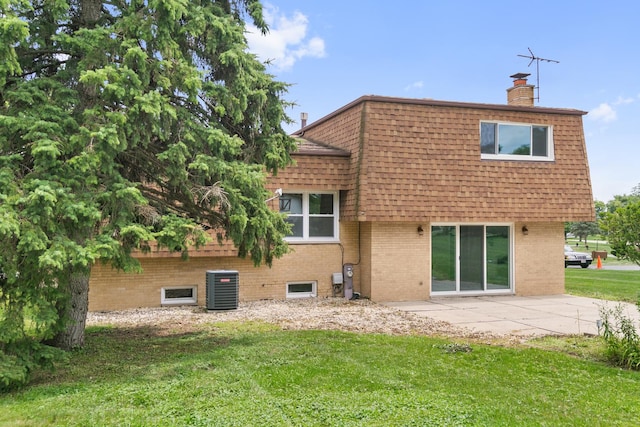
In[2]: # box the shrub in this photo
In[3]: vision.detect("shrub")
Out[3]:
[0,339,64,392]
[598,300,640,370]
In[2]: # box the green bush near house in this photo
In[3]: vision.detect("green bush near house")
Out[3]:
[565,268,640,371]
[599,302,640,370]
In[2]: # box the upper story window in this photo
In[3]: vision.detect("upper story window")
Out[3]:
[480,121,554,161]
[279,192,339,242]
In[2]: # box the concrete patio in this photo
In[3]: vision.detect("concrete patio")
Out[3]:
[384,295,640,337]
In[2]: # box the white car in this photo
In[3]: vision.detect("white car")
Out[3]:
[564,245,593,268]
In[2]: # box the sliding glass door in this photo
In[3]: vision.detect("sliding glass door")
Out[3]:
[431,225,511,294]
[460,226,484,291]
[486,226,510,290]
[431,226,456,292]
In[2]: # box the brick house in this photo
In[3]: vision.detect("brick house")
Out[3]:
[88,76,594,310]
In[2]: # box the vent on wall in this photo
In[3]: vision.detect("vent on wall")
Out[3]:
[206,270,239,310]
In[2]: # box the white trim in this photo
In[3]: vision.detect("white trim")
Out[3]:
[161,286,198,305]
[280,191,340,243]
[481,153,555,162]
[430,223,514,295]
[286,281,317,299]
[480,121,554,161]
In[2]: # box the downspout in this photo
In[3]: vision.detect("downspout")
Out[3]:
[352,102,368,299]
[354,102,367,221]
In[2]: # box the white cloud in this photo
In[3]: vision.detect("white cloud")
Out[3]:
[245,6,326,71]
[589,103,617,123]
[613,96,634,105]
[404,81,424,92]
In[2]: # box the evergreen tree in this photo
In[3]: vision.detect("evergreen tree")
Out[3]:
[0,0,295,386]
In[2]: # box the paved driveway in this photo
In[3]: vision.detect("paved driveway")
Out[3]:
[384,295,640,337]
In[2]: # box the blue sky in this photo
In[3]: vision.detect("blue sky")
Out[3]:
[245,1,639,203]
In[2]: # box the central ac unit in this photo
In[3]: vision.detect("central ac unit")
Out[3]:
[206,270,239,310]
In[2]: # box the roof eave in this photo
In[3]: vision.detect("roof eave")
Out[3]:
[292,95,587,135]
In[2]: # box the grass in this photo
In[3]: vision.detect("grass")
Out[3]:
[566,269,640,303]
[3,246,640,426]
[2,322,640,426]
[565,236,640,303]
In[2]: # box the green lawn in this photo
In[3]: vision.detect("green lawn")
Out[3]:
[565,269,640,302]
[2,322,640,426]
[4,262,640,426]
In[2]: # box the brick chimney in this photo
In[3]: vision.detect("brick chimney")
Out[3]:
[507,73,535,107]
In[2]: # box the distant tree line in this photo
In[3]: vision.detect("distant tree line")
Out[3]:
[566,184,640,266]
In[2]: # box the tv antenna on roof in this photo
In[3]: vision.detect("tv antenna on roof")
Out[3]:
[517,47,559,103]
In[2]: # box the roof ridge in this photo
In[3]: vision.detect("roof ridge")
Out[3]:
[292,95,587,135]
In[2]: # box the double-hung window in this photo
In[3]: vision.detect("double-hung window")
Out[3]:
[480,121,553,161]
[279,192,339,242]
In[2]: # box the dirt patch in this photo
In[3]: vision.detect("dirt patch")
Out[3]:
[87,298,504,340]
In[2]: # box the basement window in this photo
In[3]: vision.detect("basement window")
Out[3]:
[161,286,197,305]
[480,121,554,161]
[286,281,317,299]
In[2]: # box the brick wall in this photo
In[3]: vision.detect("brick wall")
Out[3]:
[368,222,430,301]
[357,222,372,298]
[89,221,361,311]
[89,220,566,310]
[359,221,564,301]
[514,221,565,295]
[507,84,535,107]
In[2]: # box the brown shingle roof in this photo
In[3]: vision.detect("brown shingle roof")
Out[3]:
[292,137,350,157]
[293,95,586,135]
[267,137,352,191]
[295,95,594,223]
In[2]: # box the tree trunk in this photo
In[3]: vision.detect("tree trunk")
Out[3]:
[81,0,102,25]
[48,0,101,351]
[51,270,91,350]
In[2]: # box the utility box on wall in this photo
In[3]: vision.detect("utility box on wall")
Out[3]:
[206,270,239,310]
[343,263,354,299]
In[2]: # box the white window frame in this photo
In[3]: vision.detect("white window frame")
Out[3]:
[430,223,515,296]
[286,281,317,299]
[280,191,339,243]
[161,286,198,305]
[480,121,554,161]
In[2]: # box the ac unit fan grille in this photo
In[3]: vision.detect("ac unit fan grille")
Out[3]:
[206,270,239,310]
